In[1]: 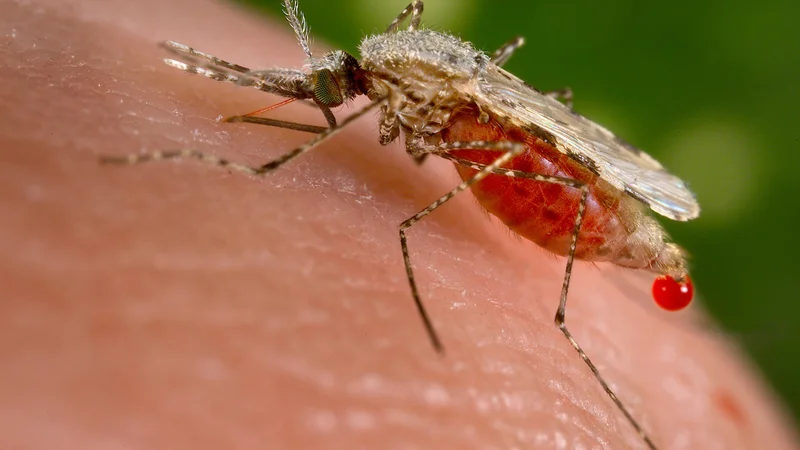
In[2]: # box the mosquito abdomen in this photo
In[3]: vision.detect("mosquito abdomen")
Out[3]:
[444,108,684,276]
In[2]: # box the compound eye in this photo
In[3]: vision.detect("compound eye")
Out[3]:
[314,69,344,107]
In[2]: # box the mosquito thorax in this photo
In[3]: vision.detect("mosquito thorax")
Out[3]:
[358,29,489,134]
[359,29,488,78]
[307,50,364,107]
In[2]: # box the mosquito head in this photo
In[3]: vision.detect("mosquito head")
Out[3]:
[307,50,365,107]
[282,0,366,107]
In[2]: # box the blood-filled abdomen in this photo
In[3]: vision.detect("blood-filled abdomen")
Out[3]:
[442,107,681,273]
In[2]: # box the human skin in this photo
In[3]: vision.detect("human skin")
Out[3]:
[1,0,798,449]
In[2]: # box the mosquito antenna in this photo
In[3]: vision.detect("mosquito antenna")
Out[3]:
[283,0,312,58]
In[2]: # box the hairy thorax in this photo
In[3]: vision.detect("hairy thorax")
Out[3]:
[358,29,488,136]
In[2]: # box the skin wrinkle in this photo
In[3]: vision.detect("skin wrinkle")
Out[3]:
[1,0,798,449]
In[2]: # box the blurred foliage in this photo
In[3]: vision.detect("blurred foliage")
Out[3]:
[237,0,800,422]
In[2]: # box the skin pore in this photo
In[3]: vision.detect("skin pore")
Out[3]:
[1,0,798,448]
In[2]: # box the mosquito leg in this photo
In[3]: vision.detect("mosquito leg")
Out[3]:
[399,138,526,353]
[226,102,336,128]
[316,104,337,128]
[490,36,525,67]
[386,0,424,33]
[408,0,424,30]
[386,2,413,33]
[412,153,429,165]
[224,116,326,134]
[434,152,582,187]
[435,149,658,448]
[100,99,383,174]
[553,183,658,449]
[545,87,574,109]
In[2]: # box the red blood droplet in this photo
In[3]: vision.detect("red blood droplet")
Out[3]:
[652,275,693,311]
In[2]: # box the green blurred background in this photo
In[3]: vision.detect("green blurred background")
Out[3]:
[238,0,799,423]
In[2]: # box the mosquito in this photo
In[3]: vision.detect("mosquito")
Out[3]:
[101,1,700,447]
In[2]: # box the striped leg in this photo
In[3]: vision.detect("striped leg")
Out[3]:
[436,150,658,450]
[100,100,382,175]
[386,0,424,33]
[545,87,574,109]
[490,36,525,67]
[399,139,526,352]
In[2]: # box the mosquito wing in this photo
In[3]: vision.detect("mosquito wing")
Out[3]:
[473,64,700,222]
